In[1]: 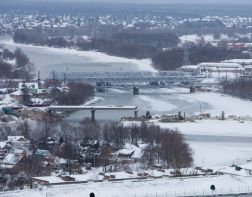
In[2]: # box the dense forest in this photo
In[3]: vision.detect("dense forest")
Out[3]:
[152,45,250,70]
[13,29,250,71]
[53,82,95,106]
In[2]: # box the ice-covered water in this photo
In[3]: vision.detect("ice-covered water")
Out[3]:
[2,37,252,167]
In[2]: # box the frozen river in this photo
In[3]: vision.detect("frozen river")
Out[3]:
[2,37,252,167]
[1,37,155,78]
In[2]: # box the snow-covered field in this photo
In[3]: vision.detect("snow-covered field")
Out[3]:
[158,120,252,137]
[190,141,252,167]
[2,38,252,196]
[125,118,252,167]
[138,95,177,112]
[179,34,215,45]
[3,175,252,197]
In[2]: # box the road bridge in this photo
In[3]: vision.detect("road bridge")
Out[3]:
[47,105,138,121]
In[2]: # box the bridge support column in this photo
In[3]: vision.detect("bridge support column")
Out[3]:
[91,109,96,122]
[133,87,139,95]
[190,86,196,93]
[134,109,138,118]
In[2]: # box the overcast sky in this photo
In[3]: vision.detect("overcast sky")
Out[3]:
[18,0,252,4]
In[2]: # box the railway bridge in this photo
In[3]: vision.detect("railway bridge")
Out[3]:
[50,71,205,87]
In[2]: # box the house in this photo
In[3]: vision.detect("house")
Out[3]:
[0,149,27,173]
[217,162,252,176]
[34,149,51,159]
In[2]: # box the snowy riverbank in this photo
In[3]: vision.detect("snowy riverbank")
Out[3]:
[1,38,156,77]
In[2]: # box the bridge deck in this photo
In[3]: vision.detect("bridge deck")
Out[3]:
[50,71,204,86]
[48,105,137,111]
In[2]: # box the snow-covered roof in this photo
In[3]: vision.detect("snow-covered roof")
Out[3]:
[217,164,252,177]
[34,149,51,157]
[224,59,252,65]
[7,136,28,142]
[200,78,219,84]
[0,150,25,167]
[0,141,7,149]
[33,174,104,184]
[115,143,144,159]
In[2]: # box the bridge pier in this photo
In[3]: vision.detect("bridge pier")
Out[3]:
[133,87,139,95]
[91,108,96,122]
[134,109,138,118]
[190,86,196,93]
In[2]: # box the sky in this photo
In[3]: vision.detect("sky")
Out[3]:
[17,0,252,4]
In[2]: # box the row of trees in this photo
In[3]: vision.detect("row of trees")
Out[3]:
[13,29,180,64]
[222,79,252,100]
[52,82,95,105]
[152,45,250,70]
[102,122,193,169]
[13,29,250,71]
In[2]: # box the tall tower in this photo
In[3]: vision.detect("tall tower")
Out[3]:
[182,45,191,66]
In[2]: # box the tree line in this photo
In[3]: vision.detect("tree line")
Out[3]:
[52,82,95,105]
[0,47,35,81]
[222,79,252,100]
[13,29,250,71]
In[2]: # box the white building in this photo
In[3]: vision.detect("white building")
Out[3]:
[197,62,245,80]
[223,59,252,65]
[198,62,244,72]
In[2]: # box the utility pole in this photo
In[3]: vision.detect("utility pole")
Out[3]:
[182,45,191,66]
[37,70,41,88]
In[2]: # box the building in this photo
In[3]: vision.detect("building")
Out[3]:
[198,62,244,78]
[198,62,244,72]
[0,136,30,173]
[178,65,201,75]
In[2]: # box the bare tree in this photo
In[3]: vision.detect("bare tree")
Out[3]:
[98,145,112,172]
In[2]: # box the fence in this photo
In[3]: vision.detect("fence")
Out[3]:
[0,186,252,197]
